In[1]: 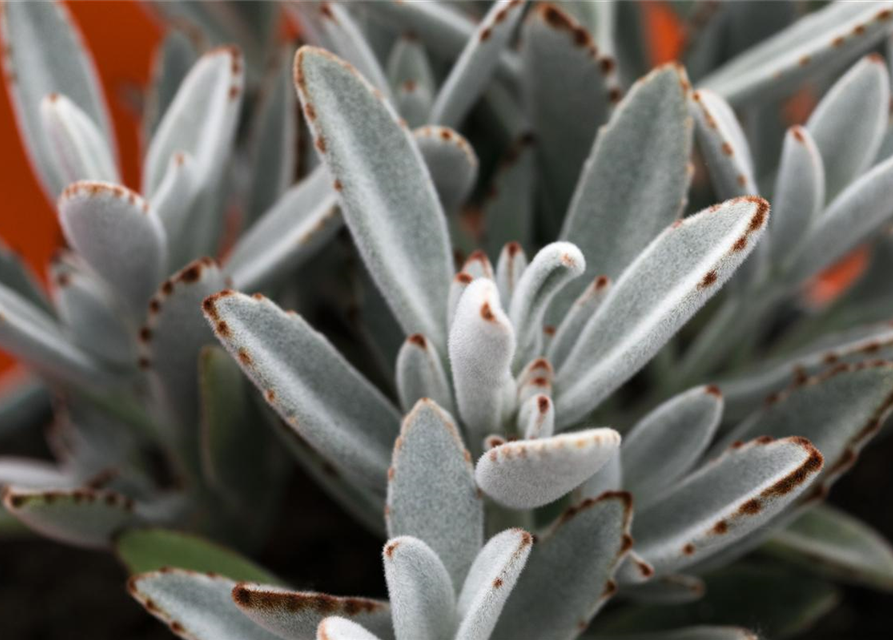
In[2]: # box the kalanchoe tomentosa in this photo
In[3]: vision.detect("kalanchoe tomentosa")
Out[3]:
[4,2,893,640]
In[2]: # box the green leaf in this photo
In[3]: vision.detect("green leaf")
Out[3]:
[116,528,281,584]
[594,564,839,639]
[764,504,893,591]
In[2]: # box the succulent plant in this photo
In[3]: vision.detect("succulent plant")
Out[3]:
[5,1,893,639]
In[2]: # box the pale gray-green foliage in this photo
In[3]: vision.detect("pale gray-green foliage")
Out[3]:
[5,3,893,640]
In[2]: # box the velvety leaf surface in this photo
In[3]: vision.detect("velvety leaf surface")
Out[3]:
[58,181,167,315]
[141,258,226,458]
[521,3,617,222]
[493,492,632,640]
[509,242,585,371]
[767,126,824,267]
[765,504,893,591]
[594,565,838,639]
[714,362,893,496]
[2,485,139,549]
[144,46,244,197]
[690,90,757,197]
[621,386,723,508]
[556,63,692,316]
[39,93,118,185]
[484,139,536,258]
[395,335,454,415]
[384,536,456,640]
[805,54,889,199]
[203,291,401,496]
[631,437,823,577]
[317,617,383,640]
[387,400,483,588]
[547,276,611,371]
[1,0,114,199]
[475,429,621,509]
[226,166,340,291]
[233,583,393,640]
[449,279,516,447]
[455,528,534,640]
[295,46,453,349]
[430,0,527,127]
[129,569,282,640]
[414,126,478,214]
[699,2,893,105]
[0,281,107,385]
[555,197,769,428]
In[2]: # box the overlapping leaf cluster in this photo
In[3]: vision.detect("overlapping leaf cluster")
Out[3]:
[3,2,893,640]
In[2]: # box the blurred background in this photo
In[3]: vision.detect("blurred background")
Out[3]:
[0,2,891,638]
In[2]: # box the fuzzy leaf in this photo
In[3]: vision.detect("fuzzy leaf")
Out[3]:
[764,504,893,591]
[455,528,534,640]
[475,429,621,509]
[58,181,167,315]
[806,55,889,199]
[414,126,479,214]
[203,291,401,496]
[299,1,392,99]
[1,0,114,199]
[786,152,893,284]
[295,46,453,349]
[233,583,393,640]
[699,2,893,106]
[395,335,455,415]
[129,569,282,640]
[0,241,52,315]
[621,386,723,509]
[547,276,611,371]
[484,138,536,258]
[116,528,280,584]
[245,49,297,225]
[509,242,585,371]
[40,93,118,185]
[226,166,341,291]
[557,63,692,315]
[632,437,823,577]
[556,197,769,428]
[493,492,632,640]
[714,362,893,495]
[141,258,226,460]
[144,46,243,197]
[317,618,382,640]
[595,564,838,639]
[152,151,200,273]
[2,486,139,549]
[518,394,554,440]
[51,261,135,367]
[143,28,199,138]
[387,35,435,128]
[384,537,457,640]
[494,243,528,314]
[622,575,706,605]
[387,400,483,588]
[449,279,516,446]
[720,323,893,417]
[768,126,825,267]
[0,457,74,489]
[577,450,622,500]
[0,282,107,385]
[430,0,527,127]
[367,1,520,82]
[690,90,757,197]
[522,4,617,219]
